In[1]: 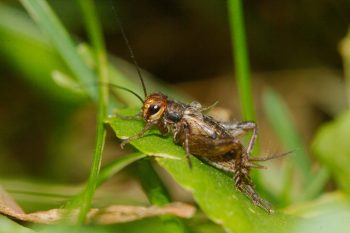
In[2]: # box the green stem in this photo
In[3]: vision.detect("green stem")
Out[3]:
[227,0,255,121]
[76,0,109,223]
[227,0,265,191]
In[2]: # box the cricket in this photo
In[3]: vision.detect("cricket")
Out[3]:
[110,5,286,214]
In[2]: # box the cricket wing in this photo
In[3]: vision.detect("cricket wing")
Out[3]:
[179,114,241,157]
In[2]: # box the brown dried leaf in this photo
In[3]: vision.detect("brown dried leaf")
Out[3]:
[89,202,195,224]
[0,186,26,218]
[0,187,195,224]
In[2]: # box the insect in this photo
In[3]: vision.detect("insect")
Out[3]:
[116,91,277,213]
[110,6,285,213]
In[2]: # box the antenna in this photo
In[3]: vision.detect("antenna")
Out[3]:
[105,83,144,103]
[78,82,144,103]
[111,2,148,98]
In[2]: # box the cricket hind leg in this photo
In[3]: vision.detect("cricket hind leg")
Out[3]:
[235,150,291,210]
[199,154,236,173]
[249,150,292,162]
[233,155,274,213]
[199,153,273,213]
[222,121,257,157]
[235,176,273,213]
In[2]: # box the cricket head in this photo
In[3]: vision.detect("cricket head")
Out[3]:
[143,93,168,123]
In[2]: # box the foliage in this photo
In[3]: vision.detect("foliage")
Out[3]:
[1,0,350,233]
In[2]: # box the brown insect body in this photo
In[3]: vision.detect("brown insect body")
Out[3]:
[121,92,274,213]
[113,12,282,213]
[138,93,242,158]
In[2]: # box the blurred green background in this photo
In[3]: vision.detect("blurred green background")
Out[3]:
[1,0,350,232]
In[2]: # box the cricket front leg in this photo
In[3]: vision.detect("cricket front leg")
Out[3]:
[120,123,152,149]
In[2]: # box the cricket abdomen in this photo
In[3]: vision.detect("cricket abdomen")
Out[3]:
[188,136,241,157]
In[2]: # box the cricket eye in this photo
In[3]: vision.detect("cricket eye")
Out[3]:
[149,104,160,115]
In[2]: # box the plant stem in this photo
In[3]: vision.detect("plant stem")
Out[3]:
[227,0,265,190]
[76,0,109,223]
[227,0,255,121]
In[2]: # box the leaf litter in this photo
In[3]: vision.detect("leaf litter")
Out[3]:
[0,186,195,224]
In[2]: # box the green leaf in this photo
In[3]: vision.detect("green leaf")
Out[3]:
[0,216,34,233]
[312,110,350,195]
[107,108,296,233]
[107,108,350,233]
[97,152,146,186]
[285,192,350,233]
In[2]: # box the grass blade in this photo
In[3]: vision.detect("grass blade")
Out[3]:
[263,88,329,202]
[19,0,98,99]
[73,0,110,223]
[263,88,311,178]
[227,0,255,121]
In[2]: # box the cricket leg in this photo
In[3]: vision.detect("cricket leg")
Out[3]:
[120,123,152,149]
[222,121,257,157]
[189,100,219,112]
[201,156,266,173]
[183,125,193,169]
[200,101,219,112]
[236,178,273,213]
[249,150,292,161]
[200,156,236,173]
[232,153,273,213]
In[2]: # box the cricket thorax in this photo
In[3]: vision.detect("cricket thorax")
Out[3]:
[164,100,187,123]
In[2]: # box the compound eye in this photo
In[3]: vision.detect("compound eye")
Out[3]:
[149,104,160,115]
